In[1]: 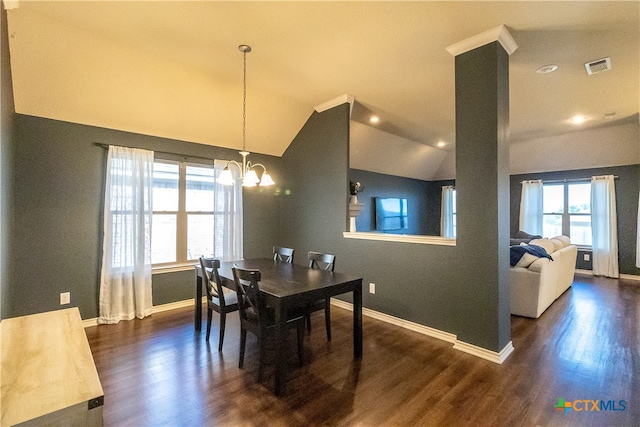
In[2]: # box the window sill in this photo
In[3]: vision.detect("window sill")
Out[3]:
[152,263,197,274]
[343,232,456,246]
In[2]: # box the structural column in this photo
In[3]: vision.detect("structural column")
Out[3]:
[447,25,517,360]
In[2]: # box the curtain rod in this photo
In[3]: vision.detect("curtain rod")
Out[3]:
[521,176,619,184]
[95,143,215,163]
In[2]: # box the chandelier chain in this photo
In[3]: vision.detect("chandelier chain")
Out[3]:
[242,49,247,152]
[217,44,273,187]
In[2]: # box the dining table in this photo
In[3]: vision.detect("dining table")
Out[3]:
[194,258,363,395]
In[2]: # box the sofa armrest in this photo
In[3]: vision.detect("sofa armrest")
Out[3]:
[553,244,577,298]
[510,267,557,318]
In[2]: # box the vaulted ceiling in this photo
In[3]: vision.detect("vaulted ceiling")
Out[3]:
[5,1,639,179]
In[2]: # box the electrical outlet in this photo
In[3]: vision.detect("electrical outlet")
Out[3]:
[369,283,376,294]
[584,253,590,261]
[60,292,70,305]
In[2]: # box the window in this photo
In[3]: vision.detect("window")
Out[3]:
[440,186,456,238]
[151,160,242,266]
[543,182,591,246]
[452,189,457,238]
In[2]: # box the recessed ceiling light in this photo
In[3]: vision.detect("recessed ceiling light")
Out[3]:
[369,116,379,123]
[436,141,447,148]
[536,64,558,74]
[570,115,587,124]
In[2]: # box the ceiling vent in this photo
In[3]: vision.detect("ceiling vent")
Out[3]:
[584,57,612,75]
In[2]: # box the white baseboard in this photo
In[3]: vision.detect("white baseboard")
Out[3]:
[82,296,515,363]
[576,269,640,282]
[330,299,456,343]
[82,298,195,328]
[330,299,511,363]
[453,340,514,364]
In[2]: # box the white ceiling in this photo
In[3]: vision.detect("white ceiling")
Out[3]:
[5,1,640,175]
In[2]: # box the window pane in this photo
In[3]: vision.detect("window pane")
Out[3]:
[153,163,179,211]
[186,165,214,212]
[111,214,133,268]
[543,214,562,238]
[570,215,592,246]
[452,190,457,214]
[187,214,214,260]
[152,214,176,263]
[568,183,591,214]
[543,185,564,213]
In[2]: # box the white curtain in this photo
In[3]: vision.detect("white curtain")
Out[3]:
[519,180,543,236]
[213,159,243,261]
[441,185,455,238]
[99,146,154,324]
[591,175,619,278]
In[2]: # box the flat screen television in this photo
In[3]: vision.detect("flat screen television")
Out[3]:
[375,197,408,231]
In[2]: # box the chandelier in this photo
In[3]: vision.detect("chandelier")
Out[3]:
[218,45,275,187]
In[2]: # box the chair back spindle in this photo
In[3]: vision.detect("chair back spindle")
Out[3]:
[273,246,295,263]
[308,251,335,272]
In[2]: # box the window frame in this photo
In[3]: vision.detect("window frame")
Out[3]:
[542,181,592,248]
[151,159,217,269]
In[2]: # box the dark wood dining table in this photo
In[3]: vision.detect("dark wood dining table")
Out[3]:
[194,258,363,394]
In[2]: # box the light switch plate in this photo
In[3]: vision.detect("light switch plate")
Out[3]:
[60,292,70,305]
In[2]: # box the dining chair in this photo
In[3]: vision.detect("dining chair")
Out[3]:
[232,266,305,381]
[199,256,239,351]
[305,251,336,341]
[273,246,294,263]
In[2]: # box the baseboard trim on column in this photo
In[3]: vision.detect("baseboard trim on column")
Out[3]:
[453,339,514,364]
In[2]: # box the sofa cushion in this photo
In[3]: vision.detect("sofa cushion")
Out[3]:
[529,238,555,254]
[510,244,554,267]
[549,238,564,252]
[515,252,539,268]
[552,235,571,247]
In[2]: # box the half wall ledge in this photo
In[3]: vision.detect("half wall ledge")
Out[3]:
[343,231,456,246]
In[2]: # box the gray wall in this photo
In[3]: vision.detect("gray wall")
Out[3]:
[3,8,635,355]
[1,6,15,321]
[510,164,640,276]
[279,100,510,352]
[7,115,281,319]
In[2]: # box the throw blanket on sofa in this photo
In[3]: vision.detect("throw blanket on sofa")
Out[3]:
[510,244,554,267]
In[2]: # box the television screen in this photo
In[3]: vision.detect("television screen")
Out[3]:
[375,197,408,231]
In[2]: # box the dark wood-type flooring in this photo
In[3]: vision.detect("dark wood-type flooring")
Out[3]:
[85,274,639,426]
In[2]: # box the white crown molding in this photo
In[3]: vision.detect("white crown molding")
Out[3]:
[314,94,355,117]
[3,0,19,10]
[446,24,518,57]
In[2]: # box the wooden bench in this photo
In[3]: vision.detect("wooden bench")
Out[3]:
[1,307,104,426]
